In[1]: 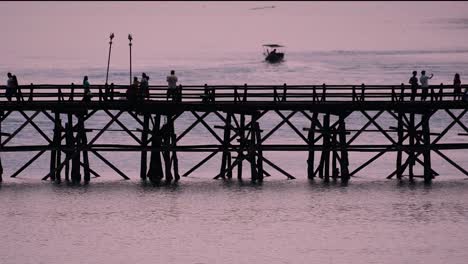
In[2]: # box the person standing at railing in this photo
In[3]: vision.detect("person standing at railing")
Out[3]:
[166,70,178,101]
[139,72,149,100]
[5,72,15,101]
[82,76,92,102]
[453,73,462,100]
[419,70,433,101]
[408,71,419,101]
[126,76,139,103]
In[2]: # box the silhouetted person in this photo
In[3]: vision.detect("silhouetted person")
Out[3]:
[5,72,15,101]
[271,48,277,54]
[454,73,462,100]
[408,71,418,101]
[166,70,178,101]
[12,74,22,101]
[420,70,433,101]
[126,76,138,102]
[139,72,149,100]
[82,76,92,102]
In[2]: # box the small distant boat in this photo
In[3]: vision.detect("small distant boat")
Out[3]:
[263,44,285,63]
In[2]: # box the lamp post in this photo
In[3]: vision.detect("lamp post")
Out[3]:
[105,33,114,85]
[128,34,133,86]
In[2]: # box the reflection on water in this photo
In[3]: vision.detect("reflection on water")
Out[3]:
[1,178,468,264]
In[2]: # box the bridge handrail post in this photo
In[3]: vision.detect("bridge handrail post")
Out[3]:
[352,85,356,102]
[70,83,75,101]
[431,85,435,102]
[243,83,247,102]
[322,83,326,102]
[58,86,63,102]
[312,85,317,103]
[400,83,405,101]
[274,86,278,102]
[360,83,365,101]
[177,84,183,102]
[202,84,209,103]
[29,83,34,102]
[282,83,287,102]
[391,86,395,102]
[438,83,443,101]
[98,85,103,102]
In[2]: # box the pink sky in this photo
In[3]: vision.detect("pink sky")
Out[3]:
[1,1,468,65]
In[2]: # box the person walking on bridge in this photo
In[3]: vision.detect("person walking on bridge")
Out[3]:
[420,70,433,101]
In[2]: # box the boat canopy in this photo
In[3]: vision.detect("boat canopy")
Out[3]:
[263,44,284,48]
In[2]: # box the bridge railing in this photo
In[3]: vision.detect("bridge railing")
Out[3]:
[0,83,466,103]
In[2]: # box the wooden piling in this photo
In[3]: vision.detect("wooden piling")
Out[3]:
[331,126,338,181]
[64,115,73,182]
[408,113,415,182]
[323,113,331,182]
[52,112,62,183]
[422,112,432,184]
[307,112,318,179]
[396,112,404,180]
[79,114,91,184]
[49,113,58,182]
[162,118,173,184]
[171,119,180,182]
[237,114,245,180]
[250,115,258,182]
[219,113,232,179]
[140,114,149,180]
[254,122,263,183]
[338,114,350,183]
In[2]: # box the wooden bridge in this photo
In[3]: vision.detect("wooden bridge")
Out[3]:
[0,82,467,185]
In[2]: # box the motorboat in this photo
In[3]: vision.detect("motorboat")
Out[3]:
[263,44,285,63]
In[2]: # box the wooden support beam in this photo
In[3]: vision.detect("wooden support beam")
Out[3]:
[191,111,224,144]
[261,111,297,143]
[261,156,296,179]
[104,109,142,144]
[2,111,41,146]
[176,112,210,143]
[11,150,47,178]
[275,110,309,144]
[91,150,130,180]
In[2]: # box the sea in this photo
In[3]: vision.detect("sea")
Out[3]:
[1,49,468,264]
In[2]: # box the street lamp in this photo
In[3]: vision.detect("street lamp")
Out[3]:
[105,33,114,85]
[128,34,133,86]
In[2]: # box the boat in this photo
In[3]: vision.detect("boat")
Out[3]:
[263,44,285,63]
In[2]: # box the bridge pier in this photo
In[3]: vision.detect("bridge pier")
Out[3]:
[147,114,164,185]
